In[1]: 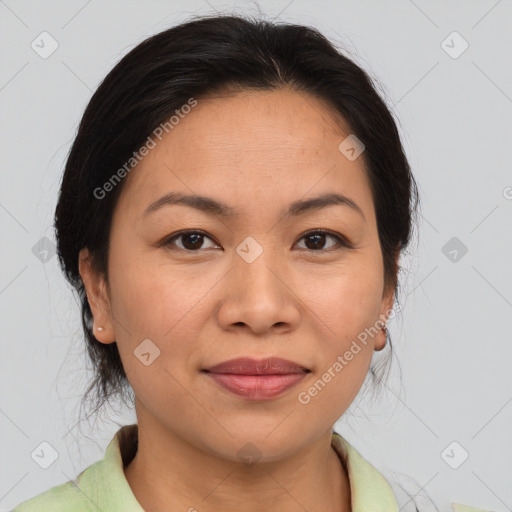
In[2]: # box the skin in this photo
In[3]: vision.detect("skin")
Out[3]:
[79,87,398,512]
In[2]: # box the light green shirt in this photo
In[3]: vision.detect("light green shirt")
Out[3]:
[11,425,488,512]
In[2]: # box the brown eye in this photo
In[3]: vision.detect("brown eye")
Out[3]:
[163,230,220,252]
[161,229,351,253]
[295,230,351,252]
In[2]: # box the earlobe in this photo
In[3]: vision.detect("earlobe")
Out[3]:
[374,323,387,352]
[375,247,400,352]
[375,286,396,352]
[78,248,116,344]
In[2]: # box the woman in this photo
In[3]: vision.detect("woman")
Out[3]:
[13,13,483,512]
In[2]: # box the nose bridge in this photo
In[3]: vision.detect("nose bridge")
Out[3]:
[233,234,285,297]
[216,233,301,333]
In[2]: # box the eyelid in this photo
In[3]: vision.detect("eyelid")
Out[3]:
[159,229,220,250]
[296,229,353,250]
[160,228,352,252]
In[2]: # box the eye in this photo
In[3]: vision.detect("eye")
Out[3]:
[295,229,352,252]
[162,230,220,252]
[161,229,351,253]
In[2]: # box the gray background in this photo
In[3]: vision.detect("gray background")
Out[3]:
[1,0,511,510]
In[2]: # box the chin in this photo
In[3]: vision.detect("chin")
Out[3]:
[199,423,313,464]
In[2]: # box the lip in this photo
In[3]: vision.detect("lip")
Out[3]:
[203,357,309,375]
[202,357,310,401]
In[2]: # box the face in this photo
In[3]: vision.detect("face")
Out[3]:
[80,88,396,462]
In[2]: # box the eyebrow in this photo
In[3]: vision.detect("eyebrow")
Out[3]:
[142,191,365,220]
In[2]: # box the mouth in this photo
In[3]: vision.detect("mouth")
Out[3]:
[201,357,311,401]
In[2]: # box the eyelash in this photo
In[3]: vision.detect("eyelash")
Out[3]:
[160,229,352,253]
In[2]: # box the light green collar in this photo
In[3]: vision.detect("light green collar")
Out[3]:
[331,431,399,511]
[13,425,494,512]
[100,425,400,511]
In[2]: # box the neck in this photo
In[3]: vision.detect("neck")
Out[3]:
[124,418,351,512]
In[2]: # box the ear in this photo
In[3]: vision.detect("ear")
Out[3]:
[78,248,116,344]
[374,247,400,352]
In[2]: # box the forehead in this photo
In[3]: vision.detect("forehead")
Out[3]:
[116,88,373,220]
[158,88,351,159]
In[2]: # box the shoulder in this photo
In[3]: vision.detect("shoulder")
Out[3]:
[332,431,493,512]
[11,479,91,512]
[11,424,142,512]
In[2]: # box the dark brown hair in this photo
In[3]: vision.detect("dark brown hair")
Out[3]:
[55,13,419,427]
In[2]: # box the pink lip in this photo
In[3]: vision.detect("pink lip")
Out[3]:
[202,357,310,401]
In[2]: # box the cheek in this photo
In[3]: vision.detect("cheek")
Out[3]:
[108,249,206,335]
[107,258,209,412]
[107,253,219,382]
[295,338,374,430]
[305,253,385,338]
[297,253,383,407]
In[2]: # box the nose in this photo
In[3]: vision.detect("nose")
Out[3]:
[216,249,301,336]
